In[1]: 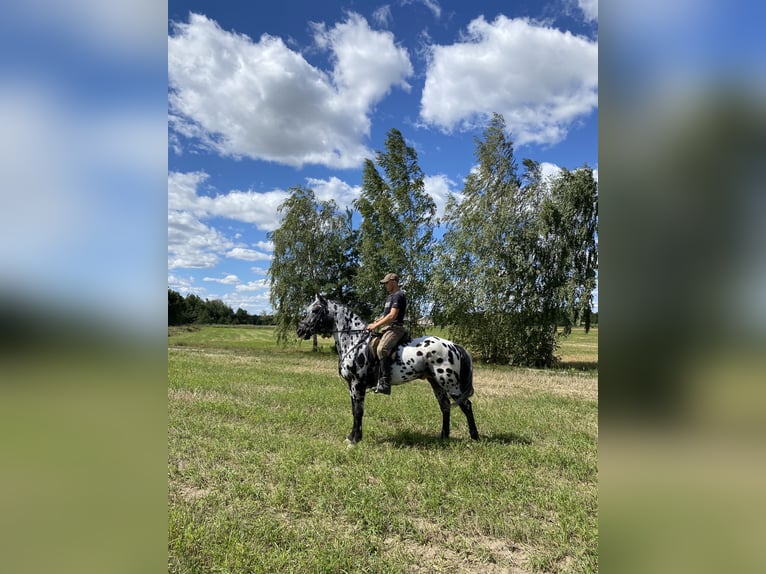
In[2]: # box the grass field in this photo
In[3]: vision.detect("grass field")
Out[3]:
[168,326,598,573]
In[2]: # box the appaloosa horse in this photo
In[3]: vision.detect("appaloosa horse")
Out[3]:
[296,295,479,444]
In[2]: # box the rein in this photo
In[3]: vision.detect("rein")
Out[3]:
[334,329,378,364]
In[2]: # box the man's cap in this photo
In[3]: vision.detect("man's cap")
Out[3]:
[380,273,399,284]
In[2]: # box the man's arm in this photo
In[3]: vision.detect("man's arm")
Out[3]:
[368,307,399,330]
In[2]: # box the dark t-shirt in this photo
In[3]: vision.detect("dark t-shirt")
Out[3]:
[383,290,407,326]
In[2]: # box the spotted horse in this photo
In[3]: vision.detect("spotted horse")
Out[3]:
[296,295,479,444]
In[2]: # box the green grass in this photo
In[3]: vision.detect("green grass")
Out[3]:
[168,326,598,573]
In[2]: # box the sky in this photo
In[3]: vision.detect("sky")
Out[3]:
[4,2,766,571]
[168,0,599,316]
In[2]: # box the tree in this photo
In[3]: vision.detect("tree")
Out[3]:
[268,186,356,348]
[539,166,598,333]
[168,289,185,325]
[434,113,585,366]
[353,129,437,334]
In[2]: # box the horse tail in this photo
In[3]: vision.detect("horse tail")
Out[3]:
[449,345,475,409]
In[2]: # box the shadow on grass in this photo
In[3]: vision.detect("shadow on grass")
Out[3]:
[376,430,532,448]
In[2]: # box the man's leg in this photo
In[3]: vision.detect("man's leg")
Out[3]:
[372,328,402,395]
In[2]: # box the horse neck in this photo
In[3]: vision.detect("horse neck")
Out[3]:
[327,301,367,354]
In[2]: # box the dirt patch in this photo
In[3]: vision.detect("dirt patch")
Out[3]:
[388,517,532,574]
[177,484,212,501]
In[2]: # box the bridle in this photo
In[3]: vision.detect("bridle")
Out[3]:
[301,302,379,364]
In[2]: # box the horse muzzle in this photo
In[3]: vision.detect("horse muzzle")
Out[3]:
[296,322,313,340]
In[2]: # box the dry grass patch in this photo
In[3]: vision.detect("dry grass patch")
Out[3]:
[474,367,597,402]
[392,517,533,574]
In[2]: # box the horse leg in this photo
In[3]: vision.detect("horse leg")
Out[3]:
[347,381,366,444]
[458,399,480,440]
[428,379,452,439]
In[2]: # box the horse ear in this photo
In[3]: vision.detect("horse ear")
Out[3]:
[316,293,326,304]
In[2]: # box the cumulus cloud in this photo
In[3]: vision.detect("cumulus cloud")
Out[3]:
[423,174,460,219]
[167,209,232,270]
[540,161,563,182]
[203,274,240,285]
[305,176,361,210]
[168,12,412,168]
[168,171,288,270]
[420,15,597,146]
[225,247,272,262]
[236,279,270,292]
[168,170,361,272]
[168,170,290,234]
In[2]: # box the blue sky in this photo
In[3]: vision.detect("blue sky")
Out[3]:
[168,0,598,315]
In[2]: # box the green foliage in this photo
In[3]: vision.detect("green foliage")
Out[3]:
[353,129,437,333]
[167,289,264,326]
[539,166,599,334]
[190,114,597,363]
[268,187,358,344]
[434,114,598,366]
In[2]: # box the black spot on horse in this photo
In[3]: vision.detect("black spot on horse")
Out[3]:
[436,357,443,363]
[416,351,423,356]
[437,368,444,373]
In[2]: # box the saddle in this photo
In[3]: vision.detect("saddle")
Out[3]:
[369,330,412,360]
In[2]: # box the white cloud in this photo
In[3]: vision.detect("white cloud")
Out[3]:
[203,274,240,285]
[540,161,563,183]
[577,0,598,22]
[225,247,272,262]
[167,209,232,269]
[236,279,270,292]
[168,170,290,234]
[420,15,597,147]
[168,273,195,294]
[420,0,442,19]
[198,189,290,231]
[168,170,296,271]
[423,174,460,219]
[168,12,413,168]
[313,13,413,113]
[254,240,274,252]
[305,176,362,210]
[404,0,441,19]
[372,5,392,28]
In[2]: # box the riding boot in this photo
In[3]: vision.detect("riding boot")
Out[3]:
[372,356,392,395]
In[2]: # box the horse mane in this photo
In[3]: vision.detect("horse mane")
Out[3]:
[325,299,368,330]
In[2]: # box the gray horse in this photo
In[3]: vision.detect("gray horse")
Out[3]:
[297,295,479,444]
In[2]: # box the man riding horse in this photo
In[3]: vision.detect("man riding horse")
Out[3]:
[366,273,407,395]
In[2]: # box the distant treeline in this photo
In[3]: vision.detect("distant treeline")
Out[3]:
[168,289,274,326]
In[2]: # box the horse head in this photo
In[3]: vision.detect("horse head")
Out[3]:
[296,294,334,339]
